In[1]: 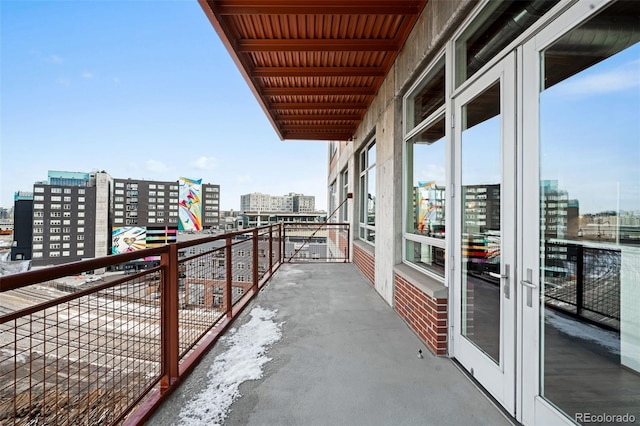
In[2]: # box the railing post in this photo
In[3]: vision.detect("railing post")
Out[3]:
[226,236,233,318]
[346,224,350,262]
[576,243,584,317]
[253,228,259,292]
[269,225,273,273]
[160,244,179,393]
[281,223,286,263]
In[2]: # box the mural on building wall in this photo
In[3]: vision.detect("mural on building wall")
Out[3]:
[112,226,146,254]
[179,177,203,231]
[417,181,437,233]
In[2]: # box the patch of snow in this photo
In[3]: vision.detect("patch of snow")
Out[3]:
[178,306,283,426]
[0,348,28,365]
[545,309,620,355]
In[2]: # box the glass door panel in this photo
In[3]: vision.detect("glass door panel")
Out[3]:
[539,1,640,422]
[461,82,502,363]
[522,1,640,424]
[453,53,516,414]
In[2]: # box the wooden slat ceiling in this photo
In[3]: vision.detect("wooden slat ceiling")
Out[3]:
[199,0,427,141]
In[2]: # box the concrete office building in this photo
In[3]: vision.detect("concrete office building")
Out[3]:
[205,1,640,423]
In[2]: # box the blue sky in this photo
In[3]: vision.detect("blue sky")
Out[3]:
[0,0,329,211]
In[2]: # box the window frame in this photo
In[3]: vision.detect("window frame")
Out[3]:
[402,53,448,279]
[358,138,376,244]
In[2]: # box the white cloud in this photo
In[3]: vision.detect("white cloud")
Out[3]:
[145,159,169,173]
[46,54,63,64]
[558,60,640,96]
[57,77,71,88]
[81,71,95,79]
[236,175,252,183]
[192,156,218,170]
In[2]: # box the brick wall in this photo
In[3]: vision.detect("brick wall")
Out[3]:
[353,243,374,286]
[394,274,447,355]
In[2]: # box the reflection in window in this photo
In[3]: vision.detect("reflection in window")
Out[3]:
[359,140,376,243]
[539,1,640,422]
[455,0,558,86]
[404,56,447,277]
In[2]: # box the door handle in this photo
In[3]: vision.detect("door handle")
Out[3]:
[489,264,510,299]
[521,268,536,307]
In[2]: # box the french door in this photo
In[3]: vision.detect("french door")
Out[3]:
[452,52,517,415]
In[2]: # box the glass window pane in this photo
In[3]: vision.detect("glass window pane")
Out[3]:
[461,81,502,364]
[406,240,445,277]
[407,117,446,237]
[455,0,558,87]
[539,1,640,421]
[406,57,445,131]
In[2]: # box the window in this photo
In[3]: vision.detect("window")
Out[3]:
[78,197,85,202]
[329,180,337,221]
[50,220,61,225]
[454,0,558,87]
[341,168,349,222]
[359,139,376,243]
[51,196,61,202]
[34,187,44,193]
[77,250,84,256]
[63,196,71,202]
[77,242,84,248]
[115,182,124,188]
[51,188,61,193]
[64,188,71,194]
[34,211,43,217]
[34,195,44,201]
[403,55,446,277]
[34,204,44,210]
[63,212,71,217]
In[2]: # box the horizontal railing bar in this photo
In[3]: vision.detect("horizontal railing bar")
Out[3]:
[0,267,163,325]
[0,247,167,292]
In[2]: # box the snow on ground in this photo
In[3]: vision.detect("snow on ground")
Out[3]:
[178,306,283,426]
[545,309,620,355]
[0,249,31,276]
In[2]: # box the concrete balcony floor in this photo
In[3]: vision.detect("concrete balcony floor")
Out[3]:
[150,263,513,425]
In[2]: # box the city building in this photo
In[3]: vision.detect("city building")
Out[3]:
[240,192,316,213]
[10,192,33,261]
[11,171,221,266]
[205,0,640,424]
[29,171,109,266]
[112,178,179,254]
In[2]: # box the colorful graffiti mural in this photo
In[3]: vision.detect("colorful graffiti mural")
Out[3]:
[179,177,203,231]
[112,227,146,254]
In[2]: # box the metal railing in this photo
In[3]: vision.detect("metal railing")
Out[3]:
[282,222,350,263]
[0,224,288,425]
[543,240,621,330]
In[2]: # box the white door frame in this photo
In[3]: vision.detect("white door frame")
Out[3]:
[452,51,517,416]
[520,1,612,425]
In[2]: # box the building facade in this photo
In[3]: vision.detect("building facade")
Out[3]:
[204,0,640,423]
[240,192,316,213]
[10,192,33,261]
[29,171,107,266]
[323,1,640,424]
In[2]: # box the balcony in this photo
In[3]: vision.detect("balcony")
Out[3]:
[0,222,508,425]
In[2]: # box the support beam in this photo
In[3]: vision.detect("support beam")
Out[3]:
[238,39,398,52]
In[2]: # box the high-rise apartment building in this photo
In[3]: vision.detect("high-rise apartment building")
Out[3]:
[202,184,221,230]
[10,192,33,261]
[112,178,179,253]
[30,171,109,266]
[240,192,315,213]
[13,171,221,265]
